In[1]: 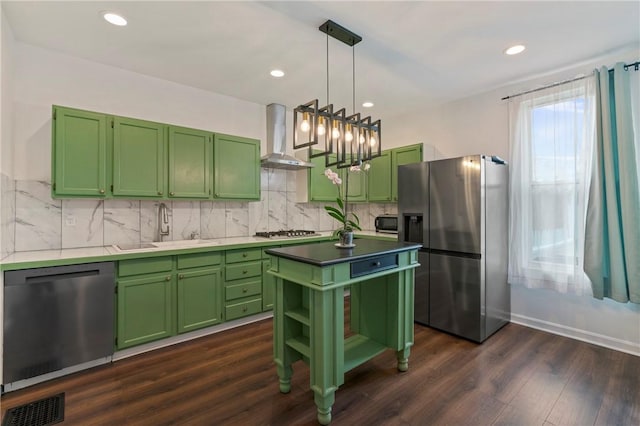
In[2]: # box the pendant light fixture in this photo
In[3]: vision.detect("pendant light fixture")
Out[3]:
[293,20,381,169]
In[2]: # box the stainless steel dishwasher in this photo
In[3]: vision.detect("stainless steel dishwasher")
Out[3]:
[3,262,115,390]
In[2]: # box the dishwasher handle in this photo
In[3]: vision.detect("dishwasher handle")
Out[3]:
[24,270,100,285]
[4,262,114,287]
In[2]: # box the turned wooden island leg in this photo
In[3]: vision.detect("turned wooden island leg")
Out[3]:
[314,390,335,425]
[309,287,344,425]
[397,347,411,372]
[273,278,296,394]
[276,364,292,393]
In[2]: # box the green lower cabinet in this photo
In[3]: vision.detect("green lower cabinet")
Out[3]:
[177,267,223,333]
[224,275,263,321]
[224,251,263,320]
[262,259,275,311]
[117,273,175,350]
[225,297,263,321]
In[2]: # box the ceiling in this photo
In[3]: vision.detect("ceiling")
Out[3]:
[2,1,639,121]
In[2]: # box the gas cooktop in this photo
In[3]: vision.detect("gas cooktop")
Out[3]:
[254,230,320,239]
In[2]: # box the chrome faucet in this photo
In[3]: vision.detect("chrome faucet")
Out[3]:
[158,203,170,242]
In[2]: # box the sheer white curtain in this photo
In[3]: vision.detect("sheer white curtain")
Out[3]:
[508,76,596,295]
[631,70,640,193]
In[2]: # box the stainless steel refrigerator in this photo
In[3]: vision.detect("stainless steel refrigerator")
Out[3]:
[398,155,510,342]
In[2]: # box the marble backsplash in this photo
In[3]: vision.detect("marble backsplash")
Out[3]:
[3,169,397,254]
[1,172,16,258]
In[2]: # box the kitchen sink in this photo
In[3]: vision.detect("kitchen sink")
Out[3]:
[151,239,220,248]
[113,243,157,251]
[112,240,220,252]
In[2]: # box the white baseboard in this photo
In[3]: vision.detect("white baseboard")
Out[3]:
[511,314,640,357]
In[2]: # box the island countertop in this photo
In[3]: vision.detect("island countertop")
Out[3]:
[265,239,422,267]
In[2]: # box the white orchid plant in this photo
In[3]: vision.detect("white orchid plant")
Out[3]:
[323,162,370,237]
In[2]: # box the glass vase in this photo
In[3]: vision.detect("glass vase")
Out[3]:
[337,230,354,248]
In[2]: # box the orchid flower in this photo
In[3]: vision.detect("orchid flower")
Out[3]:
[322,165,370,236]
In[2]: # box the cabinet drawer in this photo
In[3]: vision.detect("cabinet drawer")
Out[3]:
[225,279,261,301]
[350,254,398,278]
[225,261,262,281]
[119,256,173,277]
[177,252,222,269]
[226,248,262,264]
[225,298,262,321]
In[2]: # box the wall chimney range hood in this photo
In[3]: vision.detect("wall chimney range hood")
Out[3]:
[261,103,314,170]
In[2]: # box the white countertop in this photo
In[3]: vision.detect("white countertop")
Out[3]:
[1,231,397,267]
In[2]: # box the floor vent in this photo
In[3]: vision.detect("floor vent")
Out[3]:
[2,393,64,426]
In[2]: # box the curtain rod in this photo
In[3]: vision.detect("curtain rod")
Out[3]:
[501,60,640,101]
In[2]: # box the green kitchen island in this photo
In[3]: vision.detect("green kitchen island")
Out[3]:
[265,240,421,425]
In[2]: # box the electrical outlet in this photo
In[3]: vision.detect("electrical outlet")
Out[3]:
[65,216,76,226]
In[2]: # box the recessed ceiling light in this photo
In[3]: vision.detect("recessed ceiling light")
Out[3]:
[504,44,526,55]
[270,69,285,78]
[103,12,127,27]
[362,101,374,108]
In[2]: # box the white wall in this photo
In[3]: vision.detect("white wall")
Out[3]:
[1,10,14,178]
[12,43,266,182]
[395,48,640,355]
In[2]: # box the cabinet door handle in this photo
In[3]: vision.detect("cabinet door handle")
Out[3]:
[242,306,248,312]
[373,261,381,267]
[166,276,171,281]
[170,192,175,196]
[99,189,105,194]
[242,270,248,274]
[242,288,248,293]
[158,191,163,196]
[179,274,184,279]
[242,253,248,258]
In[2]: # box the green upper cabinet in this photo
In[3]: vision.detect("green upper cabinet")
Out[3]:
[344,166,367,202]
[168,126,212,199]
[213,133,260,200]
[391,144,423,201]
[308,152,339,202]
[52,106,109,197]
[113,117,167,198]
[368,150,392,202]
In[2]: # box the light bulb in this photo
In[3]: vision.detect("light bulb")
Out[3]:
[345,124,353,142]
[317,117,326,136]
[332,125,341,139]
[359,133,366,145]
[300,113,310,133]
[369,136,377,147]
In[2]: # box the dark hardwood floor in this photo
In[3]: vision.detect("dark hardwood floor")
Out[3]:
[2,313,639,425]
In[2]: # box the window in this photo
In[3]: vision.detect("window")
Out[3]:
[508,78,595,295]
